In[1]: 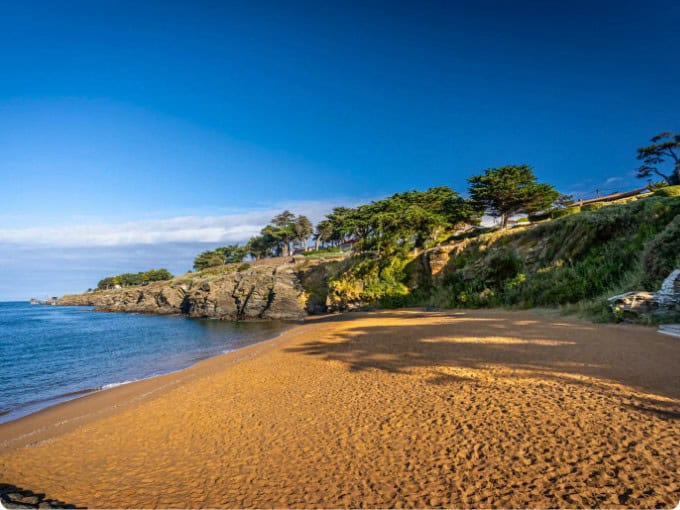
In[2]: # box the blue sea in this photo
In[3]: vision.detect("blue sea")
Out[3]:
[0,302,291,424]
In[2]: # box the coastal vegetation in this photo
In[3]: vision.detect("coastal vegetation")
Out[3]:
[467,165,558,228]
[212,166,556,265]
[320,194,679,320]
[96,269,173,290]
[193,245,248,271]
[654,184,680,197]
[87,135,679,323]
[247,211,313,259]
[311,187,480,254]
[173,156,677,322]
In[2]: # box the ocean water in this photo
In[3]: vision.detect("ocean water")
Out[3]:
[0,302,291,424]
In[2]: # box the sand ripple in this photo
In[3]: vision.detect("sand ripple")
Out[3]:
[0,310,678,508]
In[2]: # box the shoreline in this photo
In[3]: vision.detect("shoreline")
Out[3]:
[0,318,306,453]
[1,309,678,508]
[0,303,298,428]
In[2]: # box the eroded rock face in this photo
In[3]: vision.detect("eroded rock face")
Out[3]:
[58,263,309,321]
[423,246,451,282]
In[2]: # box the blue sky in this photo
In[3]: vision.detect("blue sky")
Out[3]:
[1,0,679,300]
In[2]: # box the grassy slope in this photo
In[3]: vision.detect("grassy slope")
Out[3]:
[324,196,680,322]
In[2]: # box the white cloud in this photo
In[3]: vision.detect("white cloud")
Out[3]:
[0,200,351,248]
[0,198,373,299]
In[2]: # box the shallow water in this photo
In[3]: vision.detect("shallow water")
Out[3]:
[0,302,291,423]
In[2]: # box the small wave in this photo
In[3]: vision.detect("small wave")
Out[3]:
[1,315,292,425]
[100,379,138,390]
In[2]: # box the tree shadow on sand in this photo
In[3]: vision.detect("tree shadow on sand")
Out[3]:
[290,310,680,408]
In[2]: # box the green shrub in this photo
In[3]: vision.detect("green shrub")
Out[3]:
[325,196,680,321]
[326,255,412,310]
[640,215,680,288]
[528,211,550,222]
[200,266,235,276]
[550,206,581,219]
[484,252,523,288]
[96,268,173,290]
[447,227,499,242]
[582,202,607,211]
[602,195,647,206]
[302,247,342,257]
[647,181,668,191]
[237,263,251,272]
[422,197,680,313]
[654,185,680,197]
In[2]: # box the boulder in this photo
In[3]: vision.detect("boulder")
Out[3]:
[608,291,656,320]
[608,269,680,321]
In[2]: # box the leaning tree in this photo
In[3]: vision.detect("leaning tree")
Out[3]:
[636,132,680,186]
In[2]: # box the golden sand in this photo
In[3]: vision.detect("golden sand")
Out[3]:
[0,309,678,508]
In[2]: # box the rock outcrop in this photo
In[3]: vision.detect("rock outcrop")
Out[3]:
[59,196,680,322]
[608,269,680,320]
[58,258,336,321]
[0,483,77,509]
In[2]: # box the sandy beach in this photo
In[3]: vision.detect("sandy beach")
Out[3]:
[0,309,678,508]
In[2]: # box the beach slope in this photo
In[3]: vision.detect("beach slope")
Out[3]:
[1,310,678,508]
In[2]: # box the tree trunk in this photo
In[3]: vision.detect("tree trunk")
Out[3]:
[501,213,508,229]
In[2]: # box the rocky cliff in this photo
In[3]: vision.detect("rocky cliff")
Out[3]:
[58,257,342,321]
[324,195,680,321]
[60,196,680,323]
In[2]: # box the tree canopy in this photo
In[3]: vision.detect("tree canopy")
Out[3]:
[636,132,680,186]
[468,165,558,228]
[186,144,670,270]
[312,186,480,255]
[246,211,313,258]
[246,231,277,259]
[193,245,248,271]
[97,268,173,290]
[293,215,314,249]
[555,194,574,208]
[189,168,561,268]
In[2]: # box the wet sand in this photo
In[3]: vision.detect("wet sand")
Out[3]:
[0,309,678,508]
